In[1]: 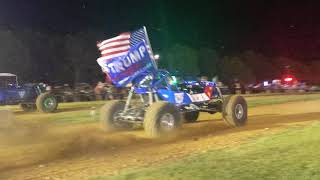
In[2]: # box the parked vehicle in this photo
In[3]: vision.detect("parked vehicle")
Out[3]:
[0,73,58,113]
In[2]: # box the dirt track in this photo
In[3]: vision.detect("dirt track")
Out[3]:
[1,100,320,180]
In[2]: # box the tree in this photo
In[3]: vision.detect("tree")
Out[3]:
[64,32,100,84]
[198,48,219,77]
[0,30,32,80]
[274,56,305,76]
[241,50,275,81]
[16,30,65,83]
[218,56,255,83]
[164,44,200,75]
[308,61,320,84]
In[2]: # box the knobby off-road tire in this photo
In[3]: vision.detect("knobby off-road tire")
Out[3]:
[144,102,182,138]
[223,95,248,127]
[100,100,125,131]
[36,93,58,113]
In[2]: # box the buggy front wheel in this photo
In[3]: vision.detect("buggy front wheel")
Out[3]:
[144,102,182,138]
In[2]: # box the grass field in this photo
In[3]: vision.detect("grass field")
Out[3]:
[245,93,320,107]
[1,94,320,180]
[92,122,320,180]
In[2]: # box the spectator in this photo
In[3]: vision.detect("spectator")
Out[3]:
[95,81,106,100]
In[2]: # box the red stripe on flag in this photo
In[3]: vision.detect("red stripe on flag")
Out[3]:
[99,43,130,52]
[120,32,130,36]
[101,49,129,57]
[97,33,131,47]
[98,38,130,47]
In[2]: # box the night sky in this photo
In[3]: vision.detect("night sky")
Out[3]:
[0,0,320,60]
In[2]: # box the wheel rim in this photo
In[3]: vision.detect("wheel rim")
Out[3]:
[44,97,55,109]
[235,104,244,119]
[159,113,175,130]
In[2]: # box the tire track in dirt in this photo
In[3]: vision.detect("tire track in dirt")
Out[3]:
[1,100,320,180]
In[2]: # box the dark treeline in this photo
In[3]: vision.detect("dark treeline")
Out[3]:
[162,46,320,84]
[0,29,320,85]
[0,28,104,85]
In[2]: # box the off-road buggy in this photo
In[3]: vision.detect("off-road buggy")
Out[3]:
[0,73,58,113]
[98,27,248,138]
[100,70,247,138]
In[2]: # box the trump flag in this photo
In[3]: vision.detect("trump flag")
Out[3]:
[96,27,156,87]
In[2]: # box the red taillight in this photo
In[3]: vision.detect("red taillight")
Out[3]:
[284,77,293,82]
[282,74,296,85]
[204,86,213,98]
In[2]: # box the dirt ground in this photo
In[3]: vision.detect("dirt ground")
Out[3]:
[1,100,320,180]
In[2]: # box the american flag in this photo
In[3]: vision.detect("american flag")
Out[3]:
[97,27,152,64]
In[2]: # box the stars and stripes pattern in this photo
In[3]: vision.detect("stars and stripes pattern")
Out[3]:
[97,33,131,62]
[130,28,148,48]
[96,27,150,64]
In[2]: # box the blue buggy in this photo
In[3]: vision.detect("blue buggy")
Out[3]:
[98,27,247,138]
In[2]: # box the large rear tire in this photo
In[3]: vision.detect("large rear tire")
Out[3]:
[100,100,125,131]
[223,95,247,127]
[183,111,199,123]
[144,102,182,138]
[36,93,58,113]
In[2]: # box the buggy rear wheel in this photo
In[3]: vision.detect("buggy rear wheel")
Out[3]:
[223,95,247,127]
[36,93,58,113]
[144,102,182,138]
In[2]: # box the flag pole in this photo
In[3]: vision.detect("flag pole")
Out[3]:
[143,26,158,69]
